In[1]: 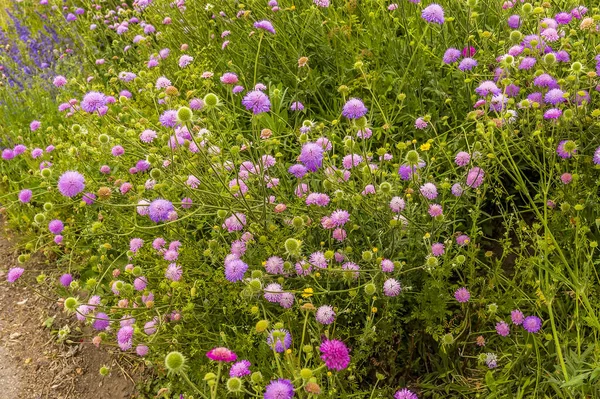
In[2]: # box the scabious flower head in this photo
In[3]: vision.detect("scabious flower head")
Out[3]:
[18,189,32,203]
[466,167,485,188]
[507,14,520,28]
[207,347,237,362]
[178,55,193,68]
[455,151,471,166]
[458,58,477,71]
[230,360,251,377]
[117,325,134,350]
[59,273,72,287]
[309,251,328,268]
[223,213,246,232]
[330,210,350,226]
[519,57,537,70]
[225,259,248,282]
[594,147,600,165]
[420,183,438,199]
[7,267,24,283]
[383,278,402,297]
[81,91,106,113]
[342,154,363,169]
[454,287,470,303]
[264,379,294,399]
[319,339,350,371]
[389,197,405,213]
[48,219,64,234]
[165,263,182,281]
[485,353,498,369]
[242,90,271,114]
[431,242,445,256]
[265,256,284,274]
[556,140,576,159]
[254,20,275,34]
[496,321,510,336]
[394,389,418,399]
[93,312,110,330]
[414,117,428,129]
[534,73,558,89]
[316,305,336,325]
[544,108,562,120]
[148,199,174,222]
[541,27,559,42]
[511,309,524,325]
[298,142,324,172]
[421,3,444,24]
[267,329,292,352]
[381,259,395,272]
[290,101,304,111]
[264,283,283,302]
[428,204,443,217]
[544,89,566,105]
[314,0,330,6]
[560,173,572,184]
[58,171,85,197]
[456,234,470,246]
[523,316,542,333]
[160,110,178,127]
[475,81,501,97]
[443,48,461,64]
[555,12,572,24]
[220,72,238,84]
[342,98,368,119]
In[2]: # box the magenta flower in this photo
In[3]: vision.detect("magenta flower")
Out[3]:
[319,339,350,371]
[466,167,484,188]
[264,379,294,399]
[523,316,542,333]
[57,171,85,197]
[394,388,418,399]
[299,142,324,172]
[496,321,510,336]
[7,267,24,283]
[511,309,524,325]
[207,347,237,362]
[454,287,470,303]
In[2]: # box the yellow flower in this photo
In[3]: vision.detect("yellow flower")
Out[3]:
[372,247,378,253]
[302,288,314,298]
[371,307,378,313]
[420,142,431,151]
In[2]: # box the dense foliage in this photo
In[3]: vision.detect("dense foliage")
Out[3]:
[2,0,600,397]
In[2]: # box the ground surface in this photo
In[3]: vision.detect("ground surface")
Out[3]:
[0,228,140,399]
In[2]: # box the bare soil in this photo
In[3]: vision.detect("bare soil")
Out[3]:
[0,228,141,399]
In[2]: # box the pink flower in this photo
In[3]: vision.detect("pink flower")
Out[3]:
[206,347,237,362]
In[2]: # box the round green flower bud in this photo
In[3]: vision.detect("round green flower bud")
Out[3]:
[204,93,219,107]
[466,0,477,7]
[284,238,301,254]
[380,182,391,193]
[425,256,439,268]
[488,303,498,313]
[17,254,28,264]
[355,117,368,129]
[362,251,374,261]
[217,210,228,218]
[226,377,243,392]
[522,3,532,13]
[543,53,556,65]
[64,297,78,311]
[251,270,263,279]
[571,62,583,73]
[86,278,97,289]
[149,168,162,179]
[71,124,81,133]
[272,89,281,98]
[442,333,454,345]
[204,372,217,381]
[300,368,313,380]
[256,320,269,332]
[503,55,514,65]
[117,126,126,134]
[69,281,79,290]
[43,202,53,211]
[455,255,466,264]
[303,344,313,353]
[177,106,193,122]
[165,351,186,373]
[248,279,262,292]
[509,30,522,43]
[132,266,142,276]
[251,371,263,384]
[98,134,110,144]
[41,168,52,178]
[34,213,46,224]
[274,322,284,329]
[364,283,376,296]
[324,250,335,260]
[99,366,110,376]
[405,150,420,165]
[292,216,304,228]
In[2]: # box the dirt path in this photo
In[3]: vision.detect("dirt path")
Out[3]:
[0,228,140,399]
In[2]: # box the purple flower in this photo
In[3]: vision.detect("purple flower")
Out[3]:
[442,48,460,64]
[544,89,566,105]
[265,256,284,274]
[59,273,73,287]
[254,20,275,34]
[93,312,110,330]
[220,72,238,84]
[298,142,324,172]
[420,183,438,199]
[556,140,576,159]
[57,171,85,197]
[431,243,445,256]
[544,108,562,120]
[466,167,484,188]
[264,379,294,399]
[316,305,336,325]
[523,316,542,333]
[455,151,471,166]
[533,73,558,89]
[242,90,271,114]
[511,309,524,325]
[225,259,248,282]
[81,91,107,113]
[383,278,402,297]
[230,360,251,377]
[165,263,183,281]
[458,58,478,71]
[319,339,350,371]
[159,110,178,128]
[290,101,304,111]
[267,329,292,352]
[519,57,537,70]
[594,147,600,165]
[117,325,134,351]
[7,267,24,283]
[18,189,32,203]
[394,389,418,399]
[48,219,64,234]
[148,199,174,222]
[507,14,521,29]
[342,98,368,119]
[454,287,470,303]
[421,3,444,24]
[264,283,283,302]
[496,321,510,336]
